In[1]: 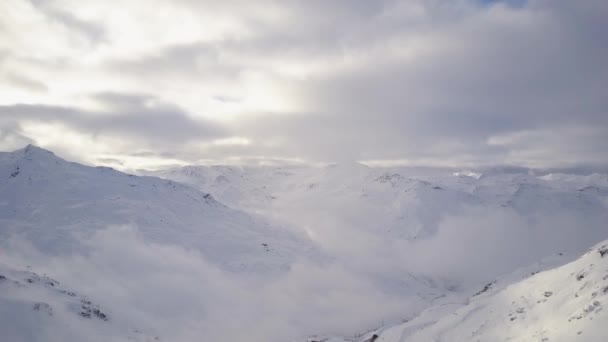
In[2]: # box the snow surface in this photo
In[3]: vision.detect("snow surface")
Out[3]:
[0,145,317,273]
[1,145,607,341]
[323,241,608,342]
[144,162,608,284]
[0,263,159,342]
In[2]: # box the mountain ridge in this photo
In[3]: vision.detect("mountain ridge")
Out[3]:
[0,144,318,273]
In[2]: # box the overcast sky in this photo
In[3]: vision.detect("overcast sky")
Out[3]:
[1,0,606,170]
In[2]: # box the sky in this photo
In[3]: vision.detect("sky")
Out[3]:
[0,0,607,170]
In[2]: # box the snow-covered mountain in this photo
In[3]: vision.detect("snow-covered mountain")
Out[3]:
[0,263,161,342]
[323,240,608,342]
[143,162,608,259]
[143,161,608,340]
[1,145,607,341]
[0,145,317,273]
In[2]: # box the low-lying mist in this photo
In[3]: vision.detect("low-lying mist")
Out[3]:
[2,201,606,341]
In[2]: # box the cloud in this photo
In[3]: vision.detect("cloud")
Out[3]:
[0,225,423,341]
[394,206,608,287]
[3,73,48,92]
[487,124,608,168]
[0,0,606,168]
[2,194,606,341]
[0,97,226,167]
[0,103,223,143]
[0,120,35,151]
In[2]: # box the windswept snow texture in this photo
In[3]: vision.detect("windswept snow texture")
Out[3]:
[1,145,607,341]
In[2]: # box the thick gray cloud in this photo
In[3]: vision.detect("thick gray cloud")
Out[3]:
[0,94,225,167]
[0,102,223,144]
[0,0,606,168]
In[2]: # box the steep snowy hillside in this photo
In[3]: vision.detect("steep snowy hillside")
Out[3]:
[0,145,317,273]
[327,240,608,342]
[0,263,158,342]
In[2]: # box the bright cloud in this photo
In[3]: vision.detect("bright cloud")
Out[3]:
[0,0,606,169]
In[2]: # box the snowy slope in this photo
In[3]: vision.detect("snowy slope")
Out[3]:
[1,145,607,341]
[143,163,608,272]
[0,145,317,273]
[0,263,159,342]
[144,162,608,340]
[331,240,608,342]
[143,164,608,241]
[409,241,608,341]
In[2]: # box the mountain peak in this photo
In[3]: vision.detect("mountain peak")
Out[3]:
[21,144,55,155]
[13,144,58,160]
[7,144,65,167]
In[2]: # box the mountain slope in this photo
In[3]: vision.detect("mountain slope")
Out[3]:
[143,164,608,242]
[0,145,317,273]
[2,145,607,341]
[146,162,608,341]
[342,240,608,342]
[0,263,161,342]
